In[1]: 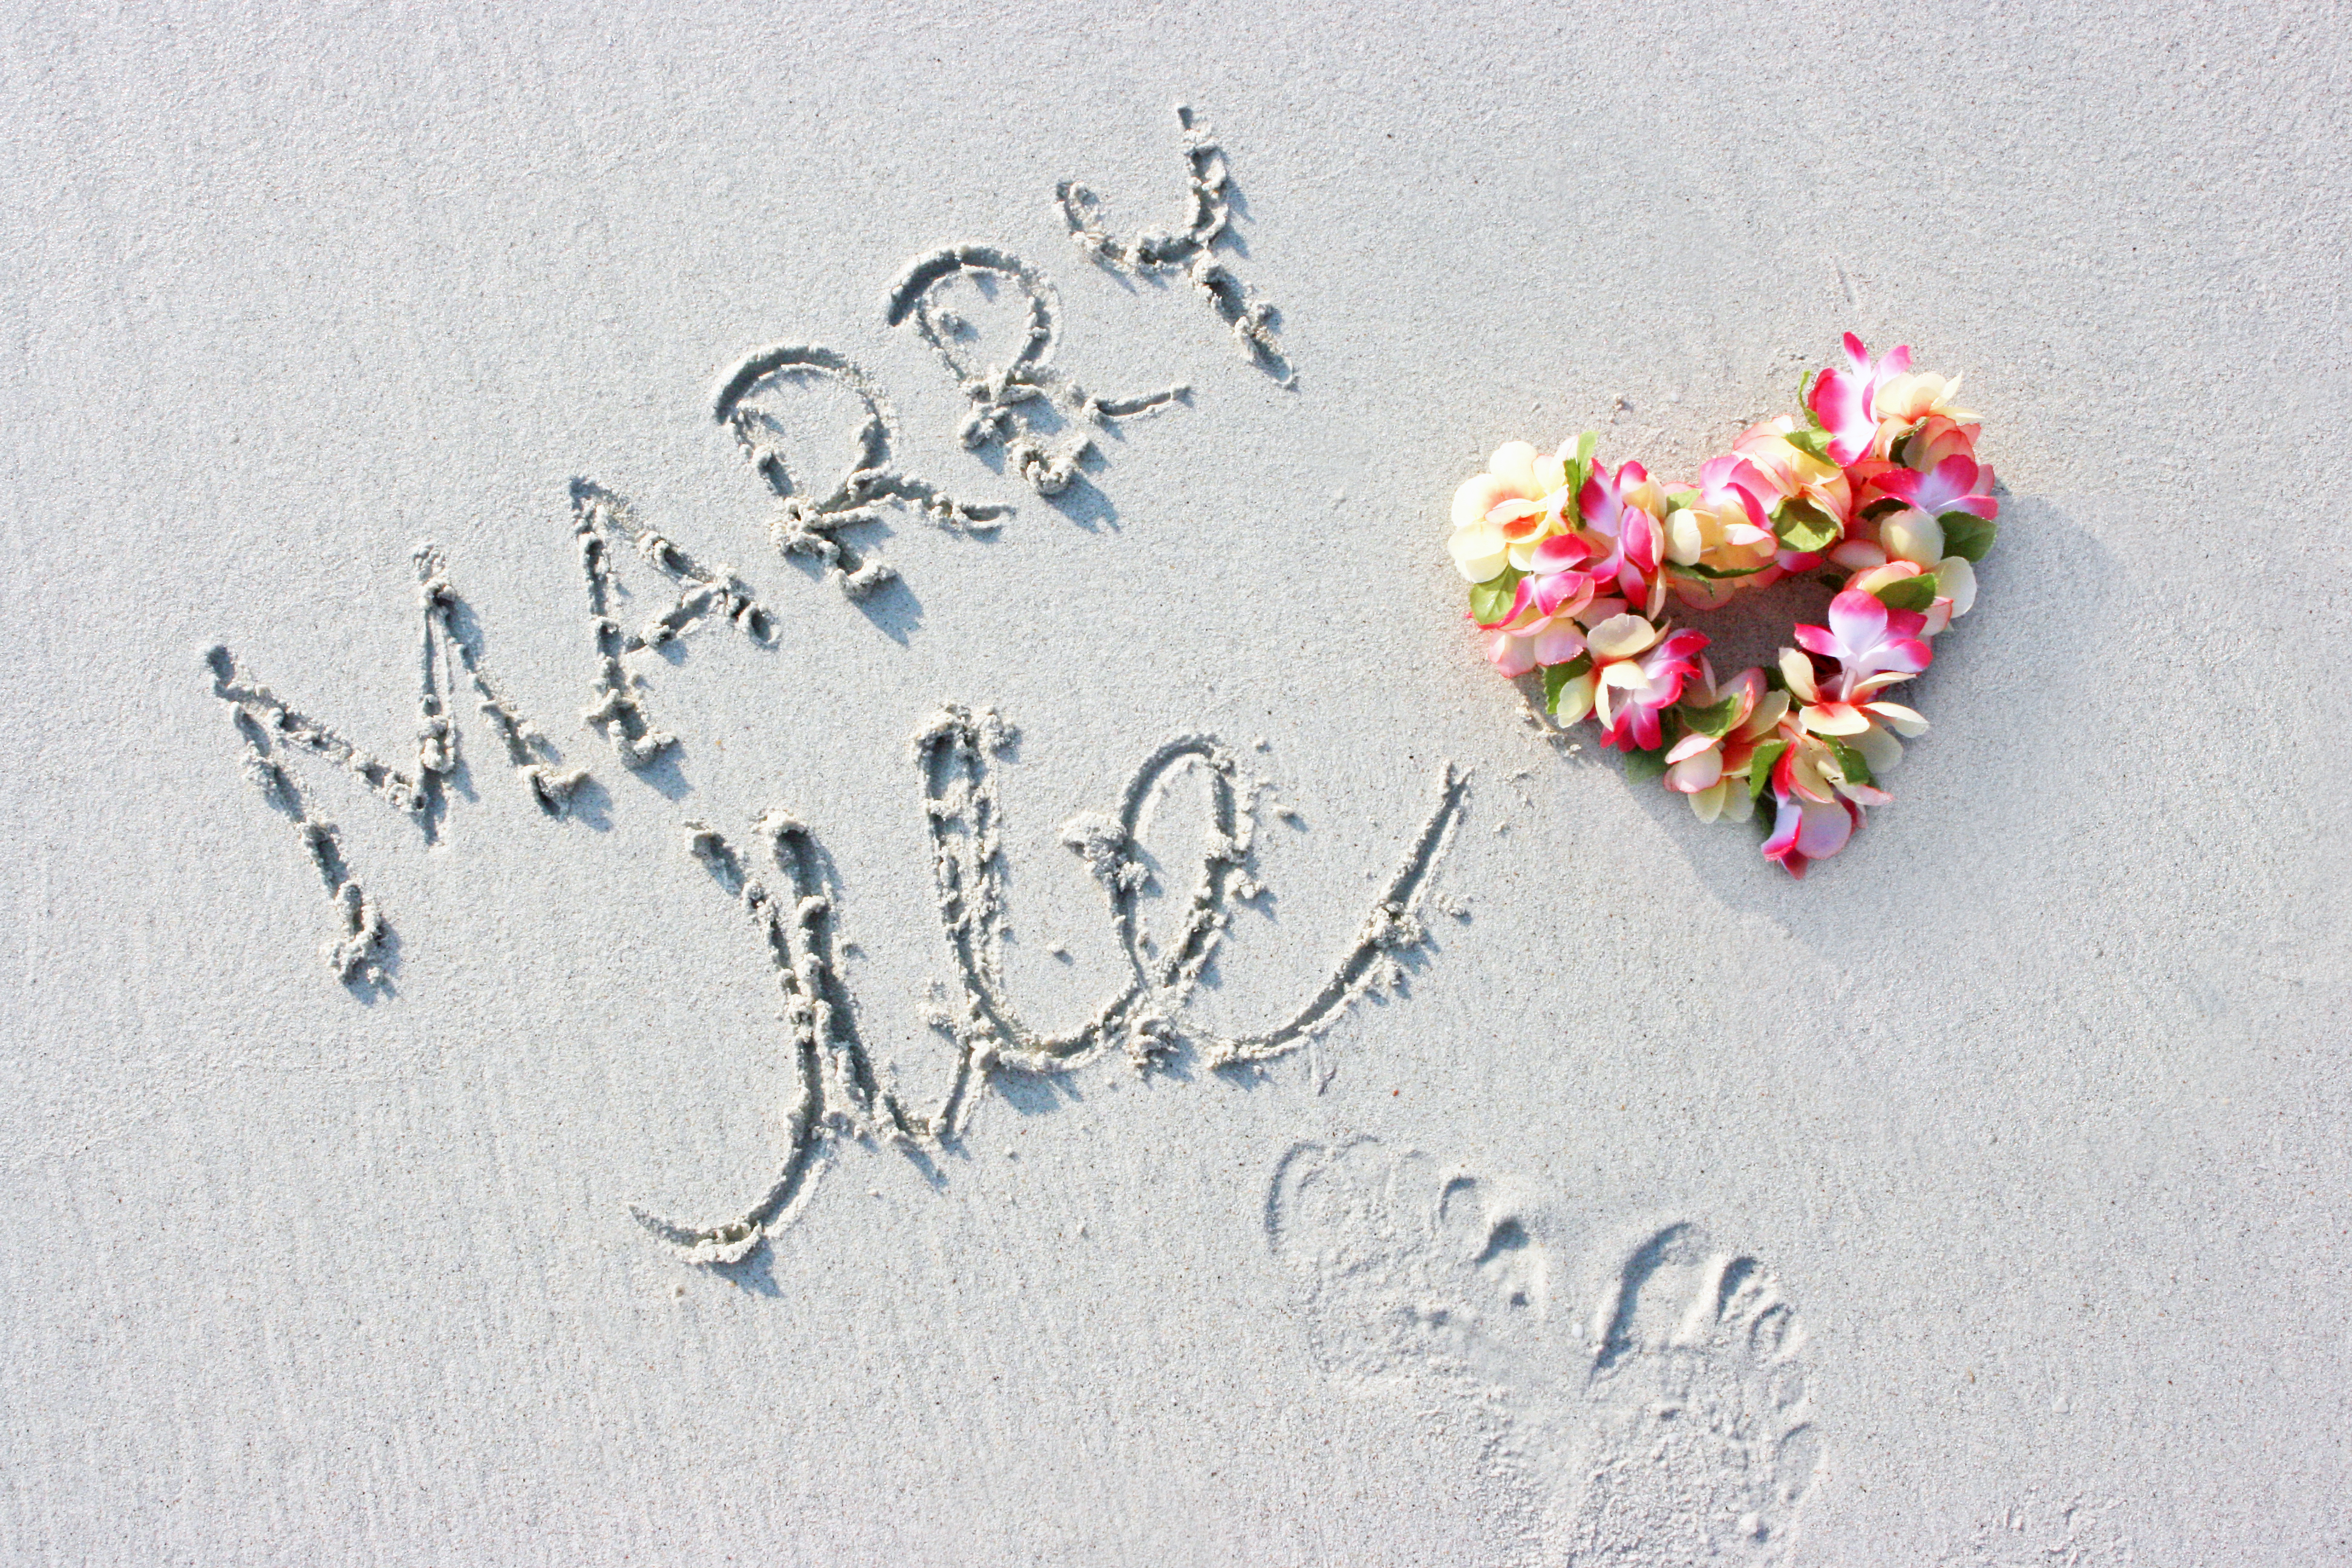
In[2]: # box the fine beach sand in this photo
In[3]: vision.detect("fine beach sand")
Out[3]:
[4,4,2348,1562]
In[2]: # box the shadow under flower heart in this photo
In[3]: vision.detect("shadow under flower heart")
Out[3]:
[1448,335,1999,878]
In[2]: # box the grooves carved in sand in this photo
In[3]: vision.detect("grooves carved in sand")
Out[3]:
[713,343,1008,601]
[884,243,1189,498]
[641,712,1466,1264]
[204,546,589,988]
[204,102,1383,1256]
[207,516,1468,1262]
[1057,103,1292,386]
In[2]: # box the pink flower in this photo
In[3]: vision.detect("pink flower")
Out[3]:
[1808,333,1913,465]
[1579,460,1668,612]
[1841,559,1962,636]
[1875,452,1998,522]
[1890,413,1980,472]
[1756,718,1884,877]
[1791,591,1933,701]
[1664,455,1780,588]
[1588,615,1708,752]
[1762,786,1864,878]
[1730,417,1835,500]
[1700,454,1776,518]
[1482,569,1598,678]
[1870,370,1975,428]
[1663,662,1789,822]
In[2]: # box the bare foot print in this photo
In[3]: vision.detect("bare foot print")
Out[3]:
[1267,1142,1824,1564]
[1267,1138,1550,1392]
[1560,1223,1822,1564]
[1266,1138,1553,1554]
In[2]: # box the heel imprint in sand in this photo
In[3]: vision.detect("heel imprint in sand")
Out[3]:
[1452,335,1996,877]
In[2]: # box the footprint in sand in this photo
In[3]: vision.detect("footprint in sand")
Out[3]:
[1266,1138,1549,1393]
[1267,1139,1823,1564]
[1565,1220,1822,1564]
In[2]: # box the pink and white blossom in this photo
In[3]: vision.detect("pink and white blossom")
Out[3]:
[1482,569,1598,678]
[1791,591,1934,701]
[1808,333,1913,465]
[1590,618,1709,753]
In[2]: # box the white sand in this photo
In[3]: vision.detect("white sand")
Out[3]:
[4,3,2347,1561]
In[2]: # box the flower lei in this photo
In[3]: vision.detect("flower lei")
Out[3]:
[1446,336,1997,877]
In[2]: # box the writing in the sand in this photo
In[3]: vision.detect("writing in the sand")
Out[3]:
[208,521,1462,1264]
[206,109,1472,1266]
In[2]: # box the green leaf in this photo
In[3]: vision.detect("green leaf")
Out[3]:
[1860,496,1912,521]
[1542,656,1592,713]
[1623,748,1668,784]
[1872,572,1939,612]
[1468,567,1524,627]
[1938,512,1999,562]
[1563,430,1598,503]
[1746,739,1789,799]
[1671,560,1771,581]
[1772,497,1841,555]
[1664,488,1700,512]
[1828,738,1873,788]
[1683,694,1742,738]
[1782,425,1833,462]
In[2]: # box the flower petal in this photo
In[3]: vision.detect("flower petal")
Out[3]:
[1666,731,1720,765]
[1488,441,1539,491]
[1800,702,1871,736]
[1880,509,1945,567]
[1452,474,1512,529]
[1826,589,1891,654]
[1739,688,1791,739]
[1794,799,1855,858]
[1862,701,1929,737]
[1666,750,1723,794]
[1935,555,1978,616]
[1486,631,1537,678]
[1531,533,1595,572]
[1791,624,1840,658]
[1852,720,1904,774]
[1552,671,1596,725]
[1449,522,1508,581]
[1586,613,1661,662]
[1778,647,1819,704]
[1667,510,1704,565]
[1529,621,1587,665]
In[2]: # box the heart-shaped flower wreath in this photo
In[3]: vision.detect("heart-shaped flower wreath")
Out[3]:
[1447,336,1997,877]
